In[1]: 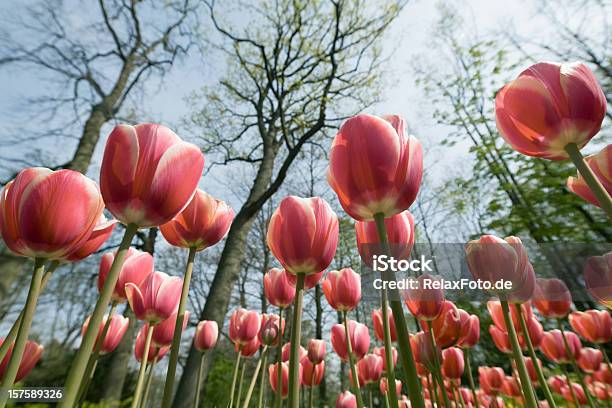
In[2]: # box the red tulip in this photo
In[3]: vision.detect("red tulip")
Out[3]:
[0,339,43,383]
[479,366,505,394]
[281,343,307,362]
[521,316,544,348]
[423,300,462,348]
[0,168,105,260]
[495,61,606,160]
[457,310,480,349]
[356,353,383,385]
[151,311,190,346]
[540,330,582,363]
[354,210,414,266]
[239,336,261,357]
[578,347,603,373]
[160,189,234,250]
[328,114,423,221]
[194,320,218,351]
[588,381,609,401]
[501,376,522,398]
[228,308,261,347]
[562,383,588,405]
[81,313,129,355]
[374,346,398,371]
[259,313,284,347]
[506,261,536,304]
[301,359,325,387]
[285,269,324,290]
[335,390,357,408]
[372,307,397,342]
[134,326,169,362]
[466,235,531,297]
[548,375,568,394]
[584,252,612,309]
[267,196,338,275]
[404,274,445,321]
[489,325,512,354]
[523,357,541,382]
[98,248,154,303]
[568,144,612,207]
[66,214,117,261]
[100,123,205,227]
[569,310,612,343]
[487,300,533,333]
[533,278,573,318]
[593,364,612,385]
[125,271,182,323]
[322,268,361,311]
[411,331,440,370]
[330,320,370,361]
[263,268,296,307]
[269,362,298,399]
[380,378,402,396]
[307,339,326,364]
[441,347,464,379]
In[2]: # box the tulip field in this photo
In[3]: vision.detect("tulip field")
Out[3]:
[0,1,611,408]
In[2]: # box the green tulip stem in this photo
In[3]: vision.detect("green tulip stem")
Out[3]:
[287,273,305,408]
[61,223,138,407]
[463,349,478,408]
[131,323,155,408]
[427,322,451,408]
[500,300,538,408]
[229,351,242,408]
[380,291,399,408]
[161,246,197,408]
[374,212,425,408]
[242,346,268,408]
[141,356,158,408]
[274,307,285,408]
[343,310,364,408]
[194,351,206,408]
[0,258,45,408]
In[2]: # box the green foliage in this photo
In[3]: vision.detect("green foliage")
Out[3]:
[201,351,235,407]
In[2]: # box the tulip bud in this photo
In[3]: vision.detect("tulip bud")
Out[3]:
[411,331,440,371]
[422,301,462,348]
[259,314,283,347]
[194,320,218,351]
[152,311,190,347]
[322,268,361,311]
[0,339,43,384]
[533,278,573,318]
[125,271,182,323]
[301,359,325,387]
[457,309,480,349]
[335,390,357,408]
[372,307,397,342]
[81,313,130,355]
[98,248,154,303]
[578,347,603,373]
[263,268,296,308]
[569,310,612,344]
[404,274,444,321]
[281,343,307,363]
[441,347,464,379]
[356,353,383,385]
[307,339,326,364]
[479,366,505,394]
[228,308,261,347]
[373,346,398,371]
[540,330,582,364]
[380,378,402,396]
[330,320,370,362]
[355,210,415,267]
[584,252,612,309]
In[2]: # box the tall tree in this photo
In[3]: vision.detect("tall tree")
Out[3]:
[172,0,404,405]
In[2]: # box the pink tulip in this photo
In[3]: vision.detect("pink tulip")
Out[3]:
[301,359,325,387]
[239,337,261,357]
[335,390,357,408]
[263,268,296,307]
[411,331,440,370]
[540,330,582,363]
[281,343,307,362]
[567,144,612,207]
[330,320,370,361]
[372,307,397,342]
[355,210,415,266]
[495,61,606,160]
[269,362,298,399]
[0,168,104,260]
[423,300,462,348]
[66,214,117,261]
[578,347,603,373]
[569,310,612,344]
[0,339,43,383]
[501,376,522,398]
[267,196,338,275]
[125,271,182,323]
[441,347,464,379]
[151,311,190,346]
[479,366,505,394]
[81,313,129,355]
[194,320,218,351]
[228,308,261,347]
[457,309,480,349]
[373,346,397,371]
[548,375,567,394]
[533,278,573,318]
[487,300,533,333]
[356,353,383,385]
[562,383,588,405]
[322,268,361,311]
[466,235,531,298]
[584,252,612,309]
[160,189,234,250]
[307,339,326,364]
[98,248,154,303]
[328,114,423,221]
[259,313,284,347]
[404,274,445,321]
[134,325,169,362]
[100,123,205,227]
[489,325,512,354]
[380,378,402,396]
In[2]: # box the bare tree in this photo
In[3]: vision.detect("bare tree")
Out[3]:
[171,0,404,405]
[0,0,198,179]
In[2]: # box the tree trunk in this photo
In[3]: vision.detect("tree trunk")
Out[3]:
[172,149,277,408]
[67,107,109,174]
